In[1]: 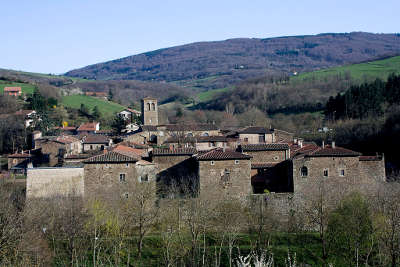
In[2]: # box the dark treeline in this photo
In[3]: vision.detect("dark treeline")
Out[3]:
[325,73,400,120]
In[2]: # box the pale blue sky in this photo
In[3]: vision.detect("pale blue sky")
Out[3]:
[1,0,399,74]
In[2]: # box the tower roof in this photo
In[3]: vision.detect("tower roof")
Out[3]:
[142,97,157,101]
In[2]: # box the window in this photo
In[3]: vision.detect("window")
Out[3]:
[323,169,329,177]
[244,138,249,142]
[220,169,231,188]
[340,169,345,176]
[126,163,129,167]
[259,134,265,143]
[234,160,239,165]
[90,145,93,150]
[119,173,126,182]
[300,166,308,177]
[211,161,215,166]
[147,103,151,111]
[273,156,279,161]
[138,174,149,183]
[152,103,156,111]
[202,132,209,137]
[124,193,129,199]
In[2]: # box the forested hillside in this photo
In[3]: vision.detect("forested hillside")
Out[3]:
[65,32,400,90]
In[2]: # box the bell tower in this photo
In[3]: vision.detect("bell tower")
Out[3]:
[141,97,158,126]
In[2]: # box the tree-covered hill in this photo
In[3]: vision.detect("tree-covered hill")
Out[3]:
[65,32,400,90]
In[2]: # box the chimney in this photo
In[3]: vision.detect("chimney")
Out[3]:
[294,138,298,144]
[332,141,335,148]
[322,141,325,149]
[300,140,303,148]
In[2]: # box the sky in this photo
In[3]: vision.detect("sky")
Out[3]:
[1,0,399,74]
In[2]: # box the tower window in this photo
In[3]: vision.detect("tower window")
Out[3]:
[152,103,155,111]
[147,103,151,111]
[323,169,329,177]
[119,173,126,182]
[340,169,345,176]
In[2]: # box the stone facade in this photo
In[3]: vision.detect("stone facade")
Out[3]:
[239,133,274,144]
[198,159,252,198]
[35,138,82,167]
[141,97,158,126]
[27,167,84,198]
[246,150,288,163]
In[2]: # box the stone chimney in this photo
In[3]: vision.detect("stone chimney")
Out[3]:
[332,141,335,148]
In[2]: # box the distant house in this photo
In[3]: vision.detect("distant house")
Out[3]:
[4,87,22,96]
[238,126,275,144]
[77,122,100,134]
[15,110,37,128]
[119,108,141,121]
[82,135,112,152]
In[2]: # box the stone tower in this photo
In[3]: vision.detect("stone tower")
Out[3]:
[141,97,158,125]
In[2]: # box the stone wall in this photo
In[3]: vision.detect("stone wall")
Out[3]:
[27,167,84,198]
[359,158,386,183]
[239,133,274,144]
[198,159,251,198]
[153,155,192,172]
[246,150,288,163]
[83,143,107,152]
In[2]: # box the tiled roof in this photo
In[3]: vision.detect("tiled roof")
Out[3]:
[84,151,138,163]
[54,126,77,131]
[239,126,273,134]
[55,136,79,145]
[112,145,144,158]
[164,124,219,131]
[78,122,99,131]
[4,87,21,92]
[83,135,110,144]
[251,162,279,169]
[196,148,251,160]
[307,146,361,157]
[241,143,289,151]
[290,143,320,158]
[125,108,141,114]
[153,147,197,156]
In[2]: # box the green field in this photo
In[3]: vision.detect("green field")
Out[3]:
[196,87,231,102]
[293,55,400,83]
[61,95,125,117]
[0,81,36,94]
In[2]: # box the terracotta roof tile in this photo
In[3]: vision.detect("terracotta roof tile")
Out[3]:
[112,145,144,158]
[84,151,138,163]
[55,136,79,144]
[241,143,289,151]
[196,148,251,160]
[153,147,197,156]
[83,135,110,144]
[78,122,99,131]
[308,145,361,157]
[4,87,21,92]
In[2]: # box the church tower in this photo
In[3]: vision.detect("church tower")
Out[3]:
[141,97,158,125]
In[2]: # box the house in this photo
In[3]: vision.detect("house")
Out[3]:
[15,110,37,128]
[112,144,147,158]
[84,91,108,99]
[77,122,100,134]
[119,108,141,122]
[164,135,233,151]
[34,135,82,166]
[4,87,22,96]
[8,152,33,174]
[83,151,156,204]
[196,148,252,198]
[238,126,275,144]
[82,135,112,152]
[53,126,77,135]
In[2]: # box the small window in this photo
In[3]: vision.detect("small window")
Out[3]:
[340,169,345,176]
[234,160,239,165]
[90,145,93,150]
[124,193,129,199]
[300,166,308,177]
[273,156,279,161]
[323,169,329,177]
[141,174,149,182]
[152,103,156,111]
[126,163,129,167]
[211,161,215,166]
[119,173,126,182]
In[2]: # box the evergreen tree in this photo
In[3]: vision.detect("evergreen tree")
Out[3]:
[92,106,101,120]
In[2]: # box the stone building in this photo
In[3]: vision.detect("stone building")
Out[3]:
[141,97,158,126]
[82,134,112,152]
[77,122,100,134]
[8,152,33,174]
[35,136,82,166]
[196,148,252,198]
[164,136,232,151]
[83,151,156,203]
[238,127,275,144]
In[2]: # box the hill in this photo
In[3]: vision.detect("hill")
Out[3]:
[61,95,125,117]
[197,55,400,114]
[65,32,400,90]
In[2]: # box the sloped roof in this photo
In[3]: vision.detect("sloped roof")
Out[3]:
[4,87,21,92]
[359,155,383,161]
[8,153,32,158]
[196,148,251,160]
[239,126,273,134]
[241,143,289,151]
[112,144,144,158]
[83,135,110,144]
[84,151,138,163]
[152,147,197,156]
[307,145,361,157]
[78,122,99,131]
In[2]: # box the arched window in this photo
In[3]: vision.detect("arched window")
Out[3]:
[147,103,151,111]
[202,132,209,136]
[300,166,308,177]
[152,103,156,111]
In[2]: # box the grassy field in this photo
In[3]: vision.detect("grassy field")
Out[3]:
[293,55,400,83]
[196,87,231,102]
[61,95,125,117]
[0,81,36,94]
